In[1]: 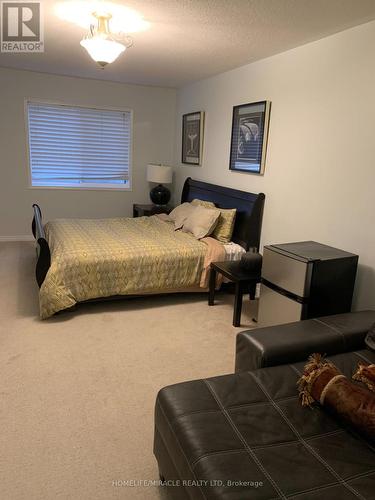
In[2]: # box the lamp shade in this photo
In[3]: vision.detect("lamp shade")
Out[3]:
[80,38,126,67]
[147,164,173,184]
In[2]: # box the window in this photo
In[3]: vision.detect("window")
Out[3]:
[26,101,132,189]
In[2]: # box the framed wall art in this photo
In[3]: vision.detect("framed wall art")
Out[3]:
[182,111,204,165]
[229,101,271,175]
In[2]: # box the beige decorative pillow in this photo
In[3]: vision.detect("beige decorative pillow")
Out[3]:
[182,205,220,239]
[191,198,216,209]
[213,208,237,243]
[169,203,195,230]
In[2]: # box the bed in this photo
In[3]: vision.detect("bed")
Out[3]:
[32,178,265,318]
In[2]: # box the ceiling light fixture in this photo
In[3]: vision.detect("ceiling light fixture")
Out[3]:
[80,11,133,68]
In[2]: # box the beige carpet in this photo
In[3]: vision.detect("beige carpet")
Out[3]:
[0,242,257,500]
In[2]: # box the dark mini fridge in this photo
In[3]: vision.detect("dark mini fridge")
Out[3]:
[258,241,358,328]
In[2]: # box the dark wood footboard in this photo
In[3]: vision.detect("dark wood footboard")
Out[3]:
[32,204,51,287]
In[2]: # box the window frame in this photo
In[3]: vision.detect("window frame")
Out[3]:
[24,98,133,191]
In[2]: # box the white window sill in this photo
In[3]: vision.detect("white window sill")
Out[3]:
[28,185,132,192]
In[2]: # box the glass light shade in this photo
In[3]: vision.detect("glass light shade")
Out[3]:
[80,37,126,66]
[147,164,173,184]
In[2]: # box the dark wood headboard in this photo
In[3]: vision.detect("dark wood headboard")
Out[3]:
[181,177,265,251]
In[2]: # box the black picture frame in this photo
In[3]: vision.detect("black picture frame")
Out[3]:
[229,101,271,175]
[182,111,204,165]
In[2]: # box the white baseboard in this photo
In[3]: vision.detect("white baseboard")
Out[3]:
[0,235,34,242]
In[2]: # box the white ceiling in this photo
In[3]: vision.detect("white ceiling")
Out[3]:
[1,0,375,88]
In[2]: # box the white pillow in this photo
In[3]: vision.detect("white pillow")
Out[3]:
[169,203,196,230]
[182,205,221,239]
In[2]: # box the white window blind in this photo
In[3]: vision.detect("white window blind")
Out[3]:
[27,101,131,188]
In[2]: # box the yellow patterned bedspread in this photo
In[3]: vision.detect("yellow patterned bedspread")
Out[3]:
[40,216,207,319]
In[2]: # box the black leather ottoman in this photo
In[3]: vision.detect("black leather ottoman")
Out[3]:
[154,313,375,499]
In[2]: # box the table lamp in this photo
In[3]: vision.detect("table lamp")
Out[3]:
[147,164,173,205]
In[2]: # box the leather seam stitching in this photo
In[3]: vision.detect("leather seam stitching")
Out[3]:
[156,399,207,500]
[305,429,346,441]
[174,408,221,419]
[191,429,347,469]
[289,364,302,376]
[171,395,300,423]
[248,372,365,500]
[191,448,246,470]
[285,480,348,499]
[227,395,298,410]
[285,469,375,499]
[203,379,287,500]
[284,481,354,499]
[251,429,346,451]
[313,318,347,348]
[353,351,374,365]
[345,469,375,481]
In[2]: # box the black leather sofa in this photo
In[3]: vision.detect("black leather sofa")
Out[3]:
[154,311,375,500]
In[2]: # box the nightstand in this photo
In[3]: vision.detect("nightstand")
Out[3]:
[209,261,261,327]
[132,204,173,217]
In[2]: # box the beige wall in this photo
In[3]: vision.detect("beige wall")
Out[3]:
[0,67,176,238]
[174,21,375,310]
